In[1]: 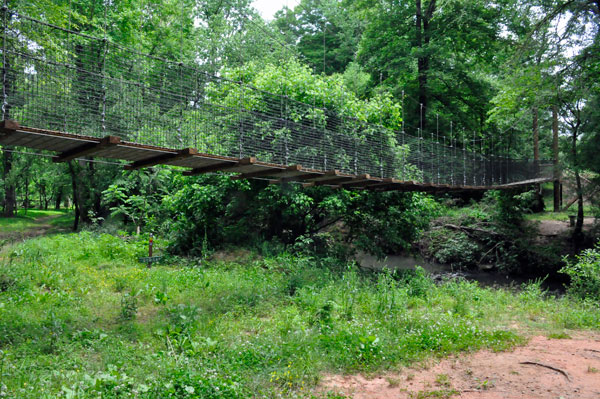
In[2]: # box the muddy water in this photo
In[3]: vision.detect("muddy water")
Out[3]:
[354,251,565,292]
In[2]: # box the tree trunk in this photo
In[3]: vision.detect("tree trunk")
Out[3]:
[24,174,29,212]
[2,150,15,216]
[533,107,539,166]
[55,186,63,210]
[553,105,560,212]
[43,189,48,210]
[68,161,80,231]
[571,128,584,241]
[531,107,544,212]
[89,161,102,218]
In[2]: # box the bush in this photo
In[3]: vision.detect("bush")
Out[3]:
[162,175,439,258]
[424,229,480,269]
[560,243,600,300]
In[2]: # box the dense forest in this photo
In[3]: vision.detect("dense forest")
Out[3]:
[1,0,599,240]
[0,0,599,398]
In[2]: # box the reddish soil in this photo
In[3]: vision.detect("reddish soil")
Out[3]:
[321,334,600,399]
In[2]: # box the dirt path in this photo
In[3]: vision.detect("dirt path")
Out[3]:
[321,334,600,399]
[535,218,596,238]
[0,213,68,242]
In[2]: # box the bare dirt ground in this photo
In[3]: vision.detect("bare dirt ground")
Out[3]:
[321,334,600,399]
[535,218,597,238]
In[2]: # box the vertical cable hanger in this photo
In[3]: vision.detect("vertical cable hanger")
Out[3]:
[177,0,184,146]
[322,16,327,170]
[419,102,423,177]
[322,19,326,75]
[101,0,108,135]
[379,71,384,178]
[462,130,466,185]
[63,0,72,132]
[436,114,439,184]
[473,131,476,185]
[401,90,405,179]
[481,134,487,186]
[2,0,7,121]
[1,0,4,121]
[449,120,453,185]
[491,131,494,184]
[430,128,434,183]
[284,0,290,167]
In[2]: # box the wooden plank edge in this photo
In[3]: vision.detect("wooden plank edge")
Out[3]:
[231,164,303,180]
[0,119,19,132]
[183,156,256,176]
[125,147,198,170]
[53,135,121,163]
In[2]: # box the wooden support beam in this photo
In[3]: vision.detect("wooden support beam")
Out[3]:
[315,176,354,186]
[53,135,121,163]
[302,170,353,186]
[231,164,302,180]
[365,178,400,190]
[371,179,430,192]
[376,185,422,193]
[183,156,255,176]
[278,171,325,183]
[125,147,198,170]
[0,119,19,132]
[339,175,383,189]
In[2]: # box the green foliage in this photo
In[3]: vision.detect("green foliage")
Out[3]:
[343,191,439,257]
[161,173,438,258]
[424,193,564,275]
[485,190,538,226]
[426,229,480,269]
[2,232,597,397]
[119,292,138,321]
[560,242,600,300]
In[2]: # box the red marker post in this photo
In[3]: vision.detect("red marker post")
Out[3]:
[147,233,154,268]
[139,234,161,266]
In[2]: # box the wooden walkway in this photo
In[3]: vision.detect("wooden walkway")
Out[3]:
[0,120,553,193]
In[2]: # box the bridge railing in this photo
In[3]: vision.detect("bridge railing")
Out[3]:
[1,9,554,186]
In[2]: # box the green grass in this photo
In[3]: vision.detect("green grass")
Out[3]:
[0,233,598,398]
[0,208,73,234]
[525,185,596,222]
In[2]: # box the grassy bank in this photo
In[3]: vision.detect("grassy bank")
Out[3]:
[0,209,73,235]
[0,233,598,398]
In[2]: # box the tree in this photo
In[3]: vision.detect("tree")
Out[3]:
[354,0,511,149]
[273,0,363,75]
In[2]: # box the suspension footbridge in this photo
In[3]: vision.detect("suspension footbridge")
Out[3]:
[0,8,554,192]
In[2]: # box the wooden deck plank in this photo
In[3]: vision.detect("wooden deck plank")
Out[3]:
[183,157,255,176]
[125,148,197,170]
[231,164,308,180]
[0,123,549,193]
[53,136,121,163]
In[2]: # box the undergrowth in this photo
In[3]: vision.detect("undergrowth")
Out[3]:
[0,233,598,398]
[422,190,565,274]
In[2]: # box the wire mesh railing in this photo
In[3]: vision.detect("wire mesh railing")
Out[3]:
[1,8,553,185]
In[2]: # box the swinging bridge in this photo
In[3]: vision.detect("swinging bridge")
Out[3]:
[0,8,554,193]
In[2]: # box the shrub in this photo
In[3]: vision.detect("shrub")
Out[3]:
[560,243,600,300]
[119,292,138,321]
[162,175,439,258]
[424,229,480,269]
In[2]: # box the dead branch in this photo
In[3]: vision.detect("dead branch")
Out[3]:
[519,361,572,382]
[479,241,502,264]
